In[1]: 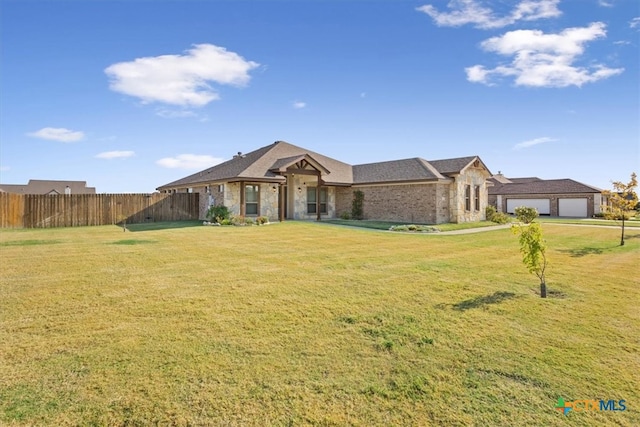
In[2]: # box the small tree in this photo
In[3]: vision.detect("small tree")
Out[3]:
[602,172,638,246]
[352,190,364,220]
[514,206,539,224]
[512,222,548,298]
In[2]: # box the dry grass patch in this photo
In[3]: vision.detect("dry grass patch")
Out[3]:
[1,222,638,426]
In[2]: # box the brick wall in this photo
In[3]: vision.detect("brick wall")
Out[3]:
[335,183,450,224]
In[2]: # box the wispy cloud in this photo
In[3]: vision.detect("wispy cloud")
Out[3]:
[156,154,224,170]
[155,108,198,119]
[598,0,613,7]
[27,127,85,142]
[417,0,561,29]
[0,166,10,172]
[292,101,307,109]
[95,151,135,159]
[631,17,640,29]
[513,137,557,150]
[105,44,260,107]
[466,22,624,87]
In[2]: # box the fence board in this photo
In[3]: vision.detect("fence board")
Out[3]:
[0,193,199,229]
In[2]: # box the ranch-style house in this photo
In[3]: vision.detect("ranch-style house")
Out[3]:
[157,141,493,224]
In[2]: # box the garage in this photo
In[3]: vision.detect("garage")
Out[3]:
[558,198,588,217]
[506,198,550,215]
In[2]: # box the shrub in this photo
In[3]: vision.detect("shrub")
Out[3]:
[229,215,245,226]
[486,205,497,222]
[514,206,539,224]
[486,205,510,224]
[256,216,269,225]
[340,211,351,220]
[207,205,230,223]
[244,217,255,226]
[352,190,364,220]
[389,225,439,233]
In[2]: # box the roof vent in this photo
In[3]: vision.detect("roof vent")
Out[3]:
[233,151,245,159]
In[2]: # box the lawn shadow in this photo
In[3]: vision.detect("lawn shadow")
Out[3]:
[0,239,63,247]
[624,232,640,240]
[558,247,605,257]
[123,221,203,232]
[557,241,633,257]
[451,291,518,311]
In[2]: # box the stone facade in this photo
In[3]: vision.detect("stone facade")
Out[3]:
[449,167,489,223]
[223,182,280,221]
[289,175,336,220]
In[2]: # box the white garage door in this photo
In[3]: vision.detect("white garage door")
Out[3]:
[559,198,588,217]
[506,199,550,215]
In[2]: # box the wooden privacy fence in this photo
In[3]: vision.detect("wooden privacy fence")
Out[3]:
[0,193,200,228]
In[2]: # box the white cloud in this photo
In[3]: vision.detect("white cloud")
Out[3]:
[631,17,640,29]
[292,101,307,109]
[514,137,557,150]
[598,0,613,7]
[416,0,561,29]
[105,44,260,107]
[27,127,85,142]
[0,166,10,172]
[156,108,198,119]
[466,22,624,87]
[156,154,224,170]
[95,151,135,159]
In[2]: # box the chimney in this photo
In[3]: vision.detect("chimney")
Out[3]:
[492,172,511,184]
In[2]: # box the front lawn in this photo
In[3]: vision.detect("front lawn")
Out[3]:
[1,222,638,426]
[323,219,499,231]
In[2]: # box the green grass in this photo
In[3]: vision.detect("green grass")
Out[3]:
[537,217,640,227]
[324,219,499,231]
[1,222,638,426]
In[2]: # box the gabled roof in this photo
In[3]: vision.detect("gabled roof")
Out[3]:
[158,141,353,189]
[429,156,486,175]
[268,154,331,175]
[489,178,602,195]
[352,158,448,184]
[0,180,96,194]
[157,141,491,190]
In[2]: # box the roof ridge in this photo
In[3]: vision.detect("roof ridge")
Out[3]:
[416,158,446,180]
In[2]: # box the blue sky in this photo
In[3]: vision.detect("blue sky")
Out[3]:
[1,0,638,193]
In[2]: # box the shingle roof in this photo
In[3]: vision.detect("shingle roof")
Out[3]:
[157,141,489,190]
[352,158,447,184]
[489,178,602,195]
[0,180,96,194]
[429,156,480,175]
[157,141,353,189]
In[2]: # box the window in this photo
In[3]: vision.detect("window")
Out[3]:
[245,184,259,215]
[187,188,193,193]
[307,187,327,214]
[474,185,480,211]
[465,185,471,211]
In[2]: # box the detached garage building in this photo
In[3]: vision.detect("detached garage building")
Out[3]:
[488,174,604,218]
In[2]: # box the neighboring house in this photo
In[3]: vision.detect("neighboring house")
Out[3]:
[488,173,604,218]
[156,141,493,224]
[0,180,96,195]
